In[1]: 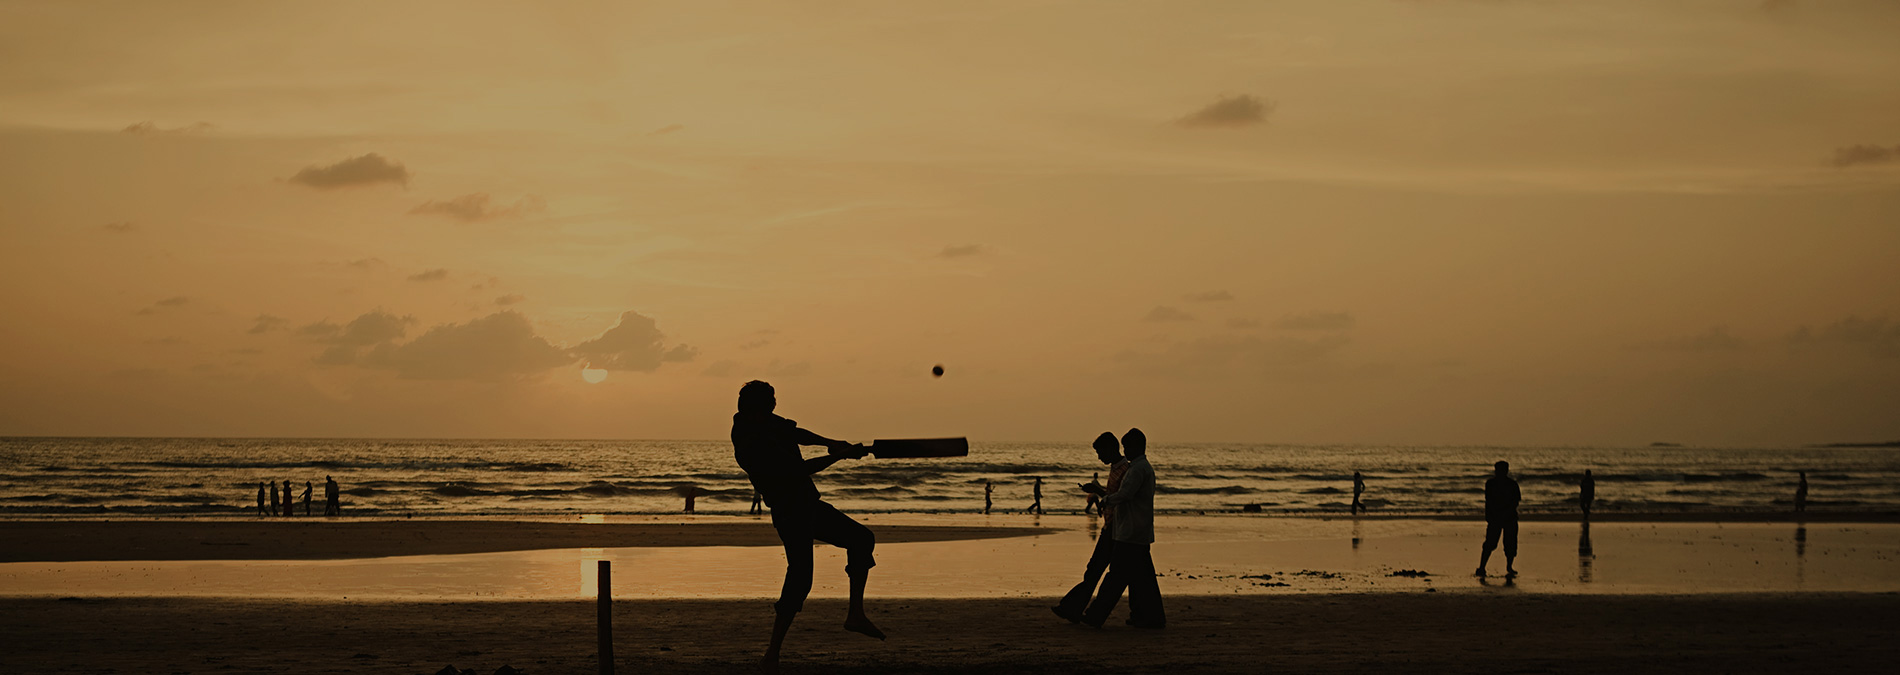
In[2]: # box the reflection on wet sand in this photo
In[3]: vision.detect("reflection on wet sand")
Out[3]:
[1351,518,1362,553]
[1795,523,1807,584]
[1578,521,1594,584]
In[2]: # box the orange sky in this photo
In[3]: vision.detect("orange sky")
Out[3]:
[2,1,1897,444]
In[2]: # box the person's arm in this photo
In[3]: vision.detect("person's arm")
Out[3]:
[791,426,865,475]
[1100,461,1151,506]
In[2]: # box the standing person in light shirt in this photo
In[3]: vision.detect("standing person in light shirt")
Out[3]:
[1082,428,1165,629]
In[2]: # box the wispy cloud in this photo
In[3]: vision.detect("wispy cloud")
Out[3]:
[1144,306,1195,322]
[289,153,410,189]
[1789,316,1900,358]
[1832,144,1900,168]
[407,269,449,282]
[1176,94,1273,129]
[122,121,214,136]
[409,193,547,222]
[102,222,137,234]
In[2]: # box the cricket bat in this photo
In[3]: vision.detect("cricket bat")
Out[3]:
[868,437,969,459]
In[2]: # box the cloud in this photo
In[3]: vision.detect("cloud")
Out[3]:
[570,311,698,372]
[122,121,214,136]
[1176,94,1274,129]
[409,193,547,222]
[359,311,575,380]
[289,153,410,189]
[1184,290,1234,302]
[494,294,526,306]
[137,296,189,315]
[299,310,415,361]
[1274,311,1356,331]
[937,244,990,258]
[1630,327,1744,352]
[1115,334,1351,378]
[650,124,685,136]
[1788,316,1900,358]
[407,269,449,282]
[248,315,288,335]
[1144,306,1195,322]
[102,222,137,234]
[1831,144,1900,168]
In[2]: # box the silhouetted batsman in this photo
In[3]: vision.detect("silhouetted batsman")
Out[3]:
[731,380,882,674]
[1053,432,1128,622]
[1476,460,1521,578]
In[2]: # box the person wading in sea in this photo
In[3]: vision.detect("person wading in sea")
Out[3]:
[731,380,883,674]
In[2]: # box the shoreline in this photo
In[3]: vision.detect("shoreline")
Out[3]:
[0,520,1053,563]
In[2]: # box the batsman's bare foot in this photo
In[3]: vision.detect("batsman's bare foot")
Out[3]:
[844,615,886,641]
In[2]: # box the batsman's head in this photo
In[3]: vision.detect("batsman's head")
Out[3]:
[1122,428,1147,458]
[737,380,776,414]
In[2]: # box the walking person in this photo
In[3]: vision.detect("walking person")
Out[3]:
[1795,471,1808,513]
[1030,477,1044,515]
[1580,469,1595,519]
[1053,432,1129,623]
[323,475,340,516]
[1475,461,1521,578]
[683,485,698,513]
[1084,472,1100,515]
[730,380,883,674]
[1081,428,1165,629]
[751,490,764,515]
[1351,471,1365,514]
[983,481,993,514]
[301,481,312,516]
[256,482,268,517]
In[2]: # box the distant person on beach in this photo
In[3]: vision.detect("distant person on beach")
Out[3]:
[1476,461,1521,578]
[1795,471,1808,513]
[282,480,294,518]
[256,482,267,516]
[268,481,279,517]
[1580,470,1595,518]
[684,485,698,513]
[1352,471,1365,514]
[1053,432,1128,623]
[751,490,764,515]
[1030,477,1044,515]
[730,380,882,674]
[984,481,993,514]
[301,481,312,516]
[324,475,339,516]
[1081,428,1165,629]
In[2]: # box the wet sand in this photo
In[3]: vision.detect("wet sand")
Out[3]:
[5,593,1896,674]
[0,519,1052,563]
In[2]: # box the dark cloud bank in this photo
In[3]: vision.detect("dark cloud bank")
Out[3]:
[301,310,695,380]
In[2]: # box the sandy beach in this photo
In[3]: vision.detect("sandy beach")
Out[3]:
[5,594,1897,674]
[4,515,1897,672]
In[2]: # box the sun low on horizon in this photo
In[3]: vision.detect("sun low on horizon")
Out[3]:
[1,0,1898,446]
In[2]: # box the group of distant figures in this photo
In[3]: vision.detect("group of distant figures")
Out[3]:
[255,475,342,517]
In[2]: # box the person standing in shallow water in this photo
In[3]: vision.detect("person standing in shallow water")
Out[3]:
[1351,471,1366,514]
[268,481,279,517]
[301,481,312,516]
[1053,432,1128,623]
[1476,461,1521,578]
[984,481,993,514]
[730,380,882,675]
[256,482,267,517]
[1580,469,1596,519]
[1795,471,1808,513]
[323,475,340,516]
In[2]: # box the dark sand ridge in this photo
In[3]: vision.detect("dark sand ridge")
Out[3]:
[0,520,1052,563]
[5,594,1895,674]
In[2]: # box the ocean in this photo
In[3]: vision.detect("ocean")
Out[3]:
[2,438,1896,517]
